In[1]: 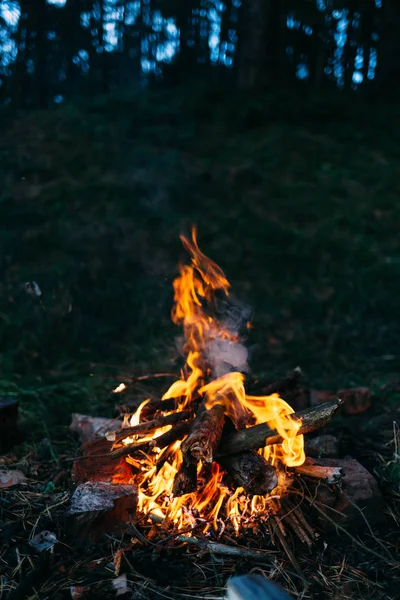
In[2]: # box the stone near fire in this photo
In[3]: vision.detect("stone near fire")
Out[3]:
[338,387,372,416]
[315,457,384,531]
[70,413,120,443]
[67,482,137,540]
[72,437,132,485]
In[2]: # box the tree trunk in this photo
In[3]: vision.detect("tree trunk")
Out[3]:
[375,0,400,90]
[237,0,269,90]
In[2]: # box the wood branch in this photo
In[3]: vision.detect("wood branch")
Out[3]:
[217,399,343,457]
[116,397,177,417]
[148,514,274,561]
[172,458,197,496]
[262,366,303,396]
[181,403,225,463]
[174,535,274,561]
[219,451,278,495]
[294,457,343,484]
[109,418,193,461]
[150,420,192,450]
[109,410,191,442]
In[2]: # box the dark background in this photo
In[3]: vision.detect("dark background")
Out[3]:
[0,3,400,599]
[0,0,399,441]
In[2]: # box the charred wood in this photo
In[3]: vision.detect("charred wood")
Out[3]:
[181,403,225,463]
[219,451,278,495]
[217,399,342,457]
[172,458,197,496]
[150,420,192,450]
[110,410,192,442]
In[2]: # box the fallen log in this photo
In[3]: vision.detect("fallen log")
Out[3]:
[219,451,278,495]
[217,399,342,457]
[109,410,191,443]
[181,403,225,463]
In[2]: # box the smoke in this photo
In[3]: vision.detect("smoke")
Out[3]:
[206,298,252,378]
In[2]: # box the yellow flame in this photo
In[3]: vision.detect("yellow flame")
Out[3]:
[117,227,305,531]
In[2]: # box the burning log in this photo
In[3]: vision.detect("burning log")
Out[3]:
[217,399,342,457]
[219,451,278,495]
[181,403,225,463]
[294,457,343,484]
[172,458,197,496]
[150,420,192,450]
[109,410,192,443]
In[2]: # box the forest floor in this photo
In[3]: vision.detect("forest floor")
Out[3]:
[0,88,399,599]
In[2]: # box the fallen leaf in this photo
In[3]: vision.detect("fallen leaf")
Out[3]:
[0,469,27,488]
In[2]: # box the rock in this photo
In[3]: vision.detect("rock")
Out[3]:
[338,387,372,415]
[305,434,339,458]
[72,438,132,485]
[67,481,137,540]
[315,457,385,531]
[70,413,120,443]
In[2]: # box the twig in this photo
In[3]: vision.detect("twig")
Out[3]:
[294,458,343,484]
[270,516,310,588]
[174,534,274,561]
[110,410,192,443]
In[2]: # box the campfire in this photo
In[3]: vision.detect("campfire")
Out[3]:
[95,228,341,535]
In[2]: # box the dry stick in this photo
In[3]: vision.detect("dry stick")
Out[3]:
[110,410,192,443]
[218,451,278,495]
[174,534,275,561]
[147,514,274,561]
[294,458,343,484]
[116,397,178,415]
[217,399,343,457]
[270,516,309,586]
[109,419,194,460]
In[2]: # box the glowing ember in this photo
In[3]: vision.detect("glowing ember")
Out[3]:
[112,383,127,394]
[116,227,306,532]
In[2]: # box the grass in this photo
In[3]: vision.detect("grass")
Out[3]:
[0,86,399,598]
[1,88,400,416]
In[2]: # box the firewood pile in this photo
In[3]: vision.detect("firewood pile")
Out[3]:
[67,230,388,580]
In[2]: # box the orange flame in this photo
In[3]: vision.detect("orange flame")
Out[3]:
[118,227,305,531]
